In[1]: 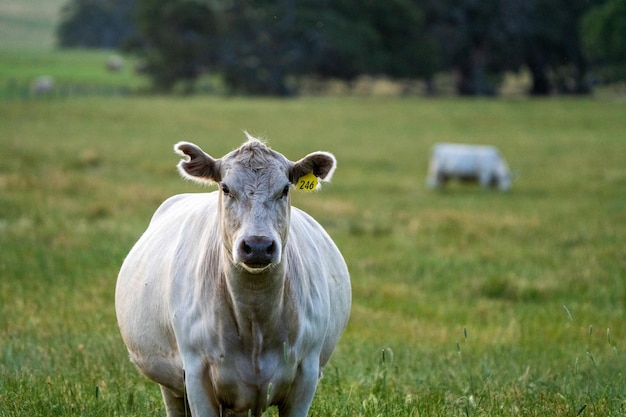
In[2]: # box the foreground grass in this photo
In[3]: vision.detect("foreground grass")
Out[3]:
[0,96,625,416]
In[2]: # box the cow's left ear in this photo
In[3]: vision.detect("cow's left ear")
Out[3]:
[174,141,221,184]
[290,151,337,184]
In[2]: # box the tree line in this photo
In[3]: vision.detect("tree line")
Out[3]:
[58,0,626,96]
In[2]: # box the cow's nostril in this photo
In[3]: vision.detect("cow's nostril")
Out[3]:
[266,241,275,255]
[242,242,252,255]
[239,236,276,268]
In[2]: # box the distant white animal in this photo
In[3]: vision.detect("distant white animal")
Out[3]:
[427,143,512,191]
[115,134,351,417]
[106,54,125,72]
[31,76,54,96]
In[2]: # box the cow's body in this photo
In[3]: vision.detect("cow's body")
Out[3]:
[115,136,351,417]
[427,143,512,191]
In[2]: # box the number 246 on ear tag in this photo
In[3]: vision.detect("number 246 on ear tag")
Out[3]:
[296,173,318,191]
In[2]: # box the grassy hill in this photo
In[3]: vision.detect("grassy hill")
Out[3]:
[0,0,66,50]
[0,0,148,98]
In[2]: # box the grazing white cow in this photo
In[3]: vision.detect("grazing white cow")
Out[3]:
[115,134,351,417]
[426,143,512,191]
[31,76,54,96]
[106,54,125,72]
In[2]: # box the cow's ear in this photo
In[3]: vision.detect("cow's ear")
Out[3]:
[290,151,337,184]
[174,142,221,184]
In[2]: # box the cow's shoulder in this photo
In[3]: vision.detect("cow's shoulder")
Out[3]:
[287,207,341,266]
[289,207,326,238]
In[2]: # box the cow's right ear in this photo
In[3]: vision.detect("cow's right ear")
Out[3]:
[174,142,221,184]
[290,151,337,185]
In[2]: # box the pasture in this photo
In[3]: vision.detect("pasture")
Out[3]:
[0,0,148,101]
[0,95,625,416]
[0,0,65,50]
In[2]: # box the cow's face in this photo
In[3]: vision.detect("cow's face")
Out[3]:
[218,148,292,274]
[174,134,336,274]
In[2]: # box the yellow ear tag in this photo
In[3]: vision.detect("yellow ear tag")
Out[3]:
[296,172,318,192]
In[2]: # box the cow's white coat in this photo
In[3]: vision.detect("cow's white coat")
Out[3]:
[115,136,351,417]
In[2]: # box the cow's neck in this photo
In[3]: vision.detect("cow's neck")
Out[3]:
[224,265,289,343]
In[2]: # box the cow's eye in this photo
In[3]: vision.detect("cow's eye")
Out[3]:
[281,184,290,199]
[220,183,231,196]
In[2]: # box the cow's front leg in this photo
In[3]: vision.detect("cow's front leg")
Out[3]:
[279,358,321,417]
[160,385,190,417]
[184,357,220,417]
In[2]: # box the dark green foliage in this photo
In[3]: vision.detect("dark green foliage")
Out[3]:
[423,0,601,95]
[310,0,437,81]
[128,0,218,93]
[581,0,626,82]
[217,0,316,95]
[216,0,436,95]
[57,0,136,48]
[518,0,597,95]
[55,0,623,95]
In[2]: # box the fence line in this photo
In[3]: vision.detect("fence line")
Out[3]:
[1,80,134,101]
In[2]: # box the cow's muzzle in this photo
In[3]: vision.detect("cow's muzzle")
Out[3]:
[238,236,277,273]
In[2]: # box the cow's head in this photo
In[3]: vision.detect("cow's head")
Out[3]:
[174,133,336,274]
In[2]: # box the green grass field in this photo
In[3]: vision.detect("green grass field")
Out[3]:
[1,95,625,416]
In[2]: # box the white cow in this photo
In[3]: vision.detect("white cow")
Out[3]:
[115,134,351,417]
[31,76,54,96]
[426,143,512,191]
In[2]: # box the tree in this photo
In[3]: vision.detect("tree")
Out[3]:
[216,0,316,95]
[581,0,626,82]
[308,0,437,83]
[518,0,598,95]
[424,0,514,95]
[187,0,434,95]
[358,0,438,80]
[423,0,599,96]
[60,0,609,96]
[128,0,218,93]
[57,0,136,48]
[306,0,381,81]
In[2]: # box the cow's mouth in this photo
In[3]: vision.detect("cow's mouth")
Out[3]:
[241,262,273,274]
